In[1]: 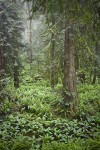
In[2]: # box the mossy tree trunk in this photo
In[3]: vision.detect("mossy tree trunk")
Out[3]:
[63,21,78,113]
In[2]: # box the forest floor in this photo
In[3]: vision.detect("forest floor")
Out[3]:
[0,78,100,150]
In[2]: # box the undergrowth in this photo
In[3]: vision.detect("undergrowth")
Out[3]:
[0,80,100,149]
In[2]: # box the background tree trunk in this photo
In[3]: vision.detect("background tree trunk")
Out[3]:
[12,0,19,88]
[92,42,100,84]
[14,64,19,88]
[27,2,32,68]
[50,14,56,89]
[0,49,3,71]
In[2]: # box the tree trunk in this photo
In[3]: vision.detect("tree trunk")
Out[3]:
[63,22,77,113]
[1,14,6,72]
[13,48,19,88]
[51,31,55,88]
[12,0,19,88]
[50,14,56,89]
[92,42,99,84]
[0,49,3,71]
[27,2,32,68]
[0,48,5,79]
[92,68,96,84]
[14,63,19,88]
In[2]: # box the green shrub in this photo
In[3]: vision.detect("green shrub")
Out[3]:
[67,140,85,150]
[0,142,5,150]
[42,138,100,150]
[86,137,100,150]
[42,141,68,150]
[77,84,100,115]
[1,113,99,143]
[11,142,31,150]
[0,141,8,150]
[11,137,31,150]
[42,140,85,150]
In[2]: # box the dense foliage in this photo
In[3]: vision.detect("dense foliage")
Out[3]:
[0,0,100,150]
[0,79,100,149]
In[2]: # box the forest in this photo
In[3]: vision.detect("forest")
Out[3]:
[0,0,100,149]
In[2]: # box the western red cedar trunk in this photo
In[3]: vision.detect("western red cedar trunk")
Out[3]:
[63,22,78,113]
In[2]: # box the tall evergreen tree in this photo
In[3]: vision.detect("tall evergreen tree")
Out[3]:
[0,0,23,87]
